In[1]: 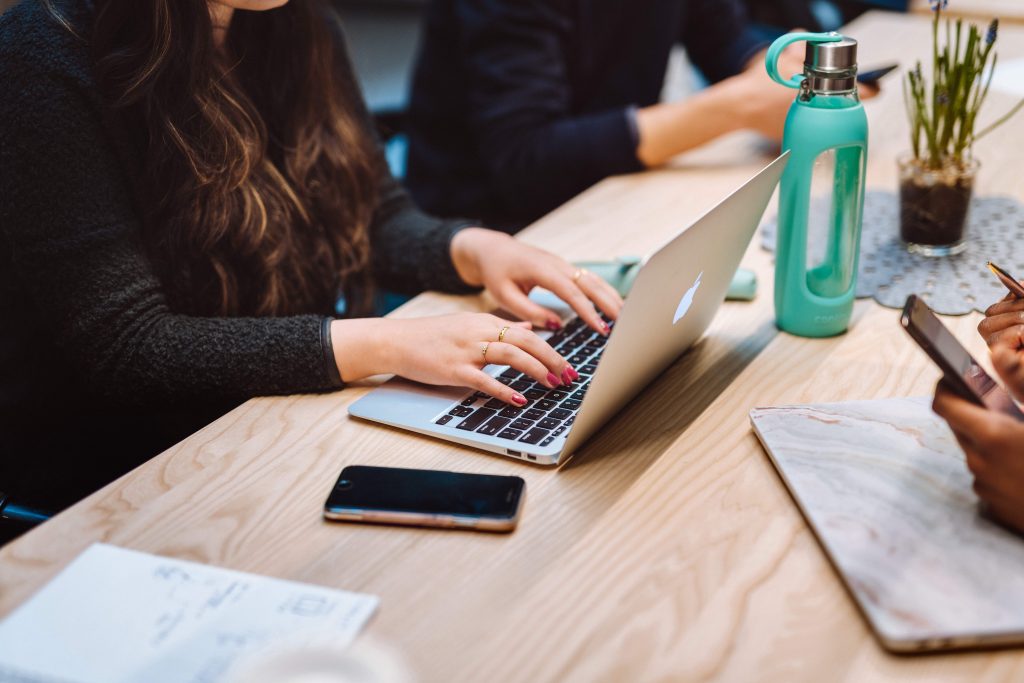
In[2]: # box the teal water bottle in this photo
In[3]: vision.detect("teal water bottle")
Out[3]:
[766,32,868,337]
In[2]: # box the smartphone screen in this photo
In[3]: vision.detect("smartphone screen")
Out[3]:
[324,465,525,531]
[901,295,1023,419]
[857,63,898,85]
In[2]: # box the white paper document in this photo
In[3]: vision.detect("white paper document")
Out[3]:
[0,543,379,683]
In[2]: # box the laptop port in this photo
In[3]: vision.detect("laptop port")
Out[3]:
[526,454,537,461]
[507,450,521,457]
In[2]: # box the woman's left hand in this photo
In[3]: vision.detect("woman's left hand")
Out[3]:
[450,228,624,335]
[933,382,1024,534]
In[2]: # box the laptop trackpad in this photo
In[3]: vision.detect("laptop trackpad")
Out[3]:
[348,377,464,423]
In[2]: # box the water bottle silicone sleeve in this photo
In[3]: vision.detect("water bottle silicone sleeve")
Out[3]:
[765,32,843,88]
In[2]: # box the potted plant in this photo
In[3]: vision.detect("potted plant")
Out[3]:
[901,0,1024,256]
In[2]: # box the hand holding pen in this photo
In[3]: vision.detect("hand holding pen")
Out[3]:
[979,262,1024,350]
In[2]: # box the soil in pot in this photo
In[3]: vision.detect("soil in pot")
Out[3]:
[900,176,973,246]
[898,158,977,250]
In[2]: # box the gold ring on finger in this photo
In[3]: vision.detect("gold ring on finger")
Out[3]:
[481,342,491,362]
[572,268,588,283]
[497,325,510,343]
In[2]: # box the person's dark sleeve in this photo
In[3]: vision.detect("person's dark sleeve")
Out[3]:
[454,0,645,223]
[328,15,479,296]
[0,60,342,406]
[678,0,766,84]
[368,174,478,295]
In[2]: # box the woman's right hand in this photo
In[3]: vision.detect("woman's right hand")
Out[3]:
[331,314,579,405]
[978,293,1024,351]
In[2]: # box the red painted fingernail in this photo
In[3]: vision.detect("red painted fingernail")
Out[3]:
[512,393,527,405]
[546,372,561,387]
[567,367,579,380]
[546,319,562,331]
[601,322,610,334]
[561,368,574,384]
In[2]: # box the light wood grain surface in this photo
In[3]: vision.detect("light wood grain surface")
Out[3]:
[910,0,1024,23]
[2,11,1024,683]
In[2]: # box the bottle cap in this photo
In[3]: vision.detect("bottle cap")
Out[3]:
[803,34,858,93]
[805,34,858,71]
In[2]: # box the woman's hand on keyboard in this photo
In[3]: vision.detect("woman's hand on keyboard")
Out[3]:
[449,228,623,335]
[330,314,579,405]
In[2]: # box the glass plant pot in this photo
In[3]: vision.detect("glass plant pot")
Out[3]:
[898,154,978,257]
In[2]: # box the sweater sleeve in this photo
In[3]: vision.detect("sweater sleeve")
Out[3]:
[452,0,645,223]
[678,0,766,84]
[327,18,480,296]
[369,173,479,296]
[0,60,341,406]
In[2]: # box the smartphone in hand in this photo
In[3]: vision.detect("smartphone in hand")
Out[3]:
[324,465,526,532]
[901,295,1023,420]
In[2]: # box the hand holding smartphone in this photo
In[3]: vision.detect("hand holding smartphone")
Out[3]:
[324,465,525,532]
[901,294,1023,420]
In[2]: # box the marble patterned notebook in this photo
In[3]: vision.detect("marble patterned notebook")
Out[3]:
[750,396,1024,652]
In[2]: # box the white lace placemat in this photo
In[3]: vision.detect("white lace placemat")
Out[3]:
[761,191,1024,315]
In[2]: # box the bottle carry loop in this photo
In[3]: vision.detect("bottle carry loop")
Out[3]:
[765,32,843,89]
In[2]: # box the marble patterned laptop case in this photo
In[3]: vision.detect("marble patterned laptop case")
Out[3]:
[750,396,1024,652]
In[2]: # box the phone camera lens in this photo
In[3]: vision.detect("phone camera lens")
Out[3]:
[337,479,353,490]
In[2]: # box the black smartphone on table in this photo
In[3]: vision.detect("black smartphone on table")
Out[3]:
[900,294,1023,420]
[324,465,526,532]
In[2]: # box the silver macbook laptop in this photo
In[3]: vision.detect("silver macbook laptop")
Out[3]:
[349,154,787,466]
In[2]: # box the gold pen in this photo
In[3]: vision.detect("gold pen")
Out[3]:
[987,261,1024,298]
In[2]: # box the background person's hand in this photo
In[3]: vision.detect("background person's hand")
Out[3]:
[933,342,1024,534]
[636,29,880,167]
[450,228,623,335]
[332,313,580,405]
[729,32,880,142]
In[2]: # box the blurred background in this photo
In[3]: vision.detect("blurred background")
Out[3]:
[0,0,914,177]
[331,0,909,179]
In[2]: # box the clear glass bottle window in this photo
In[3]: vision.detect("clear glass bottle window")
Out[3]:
[805,144,865,298]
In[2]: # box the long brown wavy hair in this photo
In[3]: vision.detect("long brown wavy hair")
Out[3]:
[67,0,380,316]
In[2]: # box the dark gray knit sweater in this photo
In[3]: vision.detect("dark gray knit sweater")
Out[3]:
[0,0,474,508]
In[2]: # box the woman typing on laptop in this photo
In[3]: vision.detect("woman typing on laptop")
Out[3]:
[0,0,621,516]
[933,293,1024,534]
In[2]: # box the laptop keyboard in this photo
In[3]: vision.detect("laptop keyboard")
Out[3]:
[433,313,613,448]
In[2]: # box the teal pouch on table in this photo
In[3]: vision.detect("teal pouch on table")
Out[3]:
[576,257,757,300]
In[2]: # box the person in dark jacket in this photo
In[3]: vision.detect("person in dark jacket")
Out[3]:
[0,0,622,516]
[405,0,830,231]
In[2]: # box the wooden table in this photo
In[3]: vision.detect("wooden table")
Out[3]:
[909,0,1024,23]
[2,12,1023,682]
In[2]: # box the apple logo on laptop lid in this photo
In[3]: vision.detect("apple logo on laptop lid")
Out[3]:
[673,271,703,324]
